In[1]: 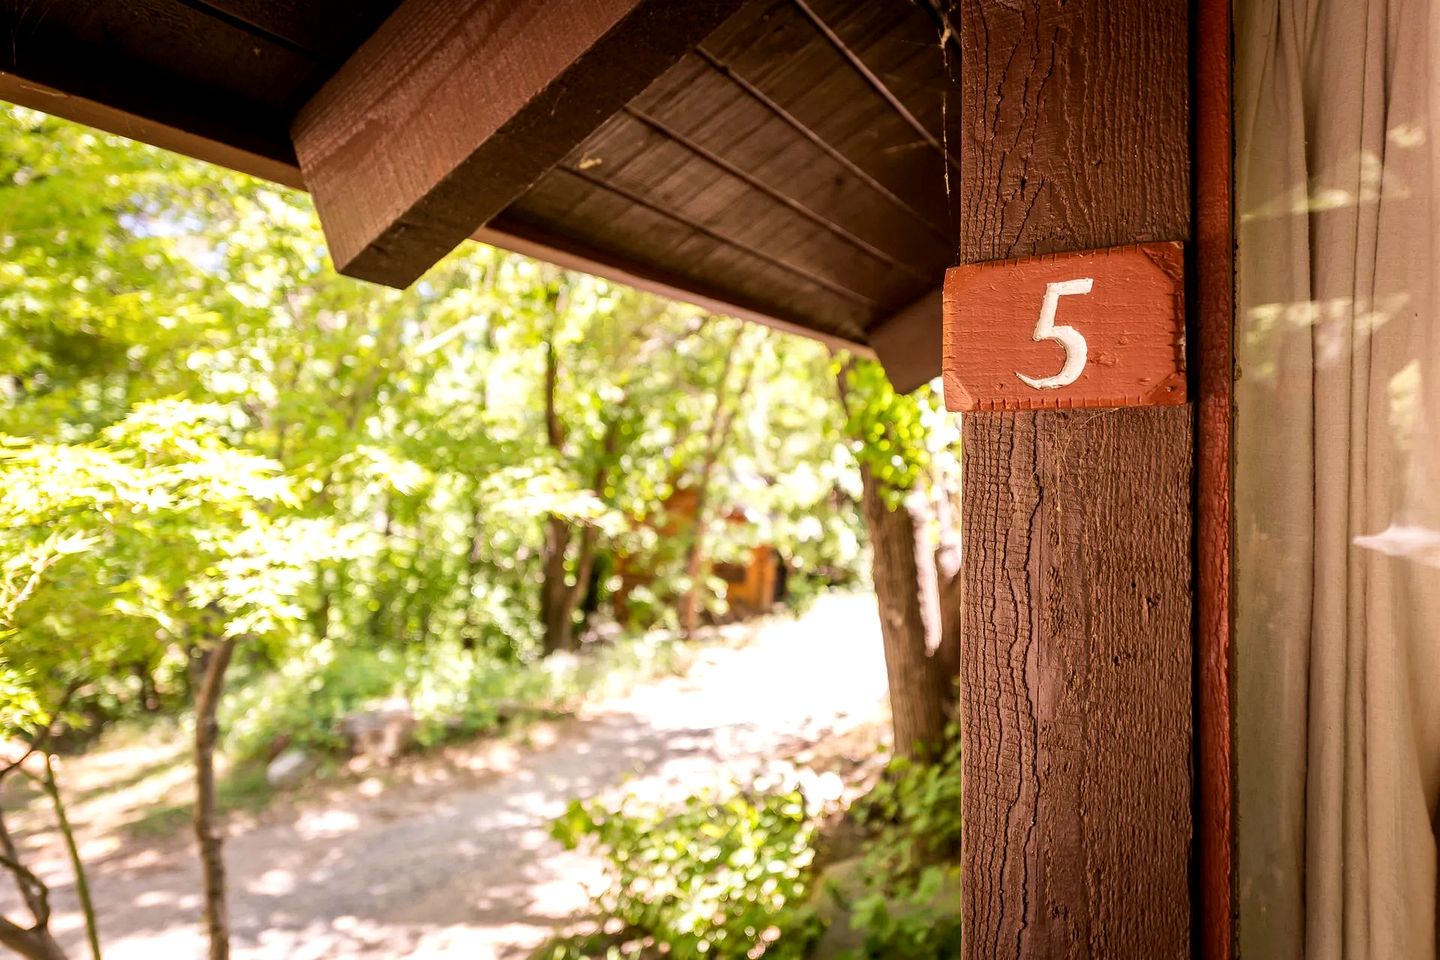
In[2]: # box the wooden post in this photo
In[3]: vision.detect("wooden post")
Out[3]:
[954,1,1193,957]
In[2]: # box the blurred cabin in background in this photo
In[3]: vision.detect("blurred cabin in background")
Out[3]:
[614,487,783,624]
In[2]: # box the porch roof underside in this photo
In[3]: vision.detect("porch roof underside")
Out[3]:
[0,0,959,391]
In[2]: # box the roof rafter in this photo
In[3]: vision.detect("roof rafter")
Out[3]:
[290,0,748,288]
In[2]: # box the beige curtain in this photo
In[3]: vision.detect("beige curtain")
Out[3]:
[1236,0,1440,957]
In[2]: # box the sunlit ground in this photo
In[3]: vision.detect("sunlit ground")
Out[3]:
[2,592,888,960]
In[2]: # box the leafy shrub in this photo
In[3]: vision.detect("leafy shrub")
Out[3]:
[548,782,824,959]
[833,728,963,958]
[223,631,692,762]
[543,734,964,960]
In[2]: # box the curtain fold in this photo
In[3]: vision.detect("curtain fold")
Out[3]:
[1236,0,1440,957]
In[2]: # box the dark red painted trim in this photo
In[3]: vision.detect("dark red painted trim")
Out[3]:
[1193,0,1236,954]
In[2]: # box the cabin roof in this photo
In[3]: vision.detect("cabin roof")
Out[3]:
[0,0,958,390]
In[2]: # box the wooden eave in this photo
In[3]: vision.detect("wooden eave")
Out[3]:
[0,0,963,391]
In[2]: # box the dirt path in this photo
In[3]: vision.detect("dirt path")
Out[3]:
[10,593,888,960]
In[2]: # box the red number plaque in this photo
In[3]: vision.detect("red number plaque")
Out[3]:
[942,242,1186,412]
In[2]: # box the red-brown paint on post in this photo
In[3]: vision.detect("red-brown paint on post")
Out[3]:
[942,242,1186,412]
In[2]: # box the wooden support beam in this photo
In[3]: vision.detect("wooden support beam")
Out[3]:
[954,0,1192,956]
[291,0,746,288]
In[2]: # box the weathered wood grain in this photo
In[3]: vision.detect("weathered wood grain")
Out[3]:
[955,0,1192,956]
[943,243,1186,411]
[291,0,746,287]
[961,410,1192,958]
[958,1,1189,262]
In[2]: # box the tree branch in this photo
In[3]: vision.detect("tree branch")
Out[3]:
[0,807,50,927]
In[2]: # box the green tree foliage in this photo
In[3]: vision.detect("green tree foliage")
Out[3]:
[837,358,931,507]
[0,401,319,716]
[0,102,866,735]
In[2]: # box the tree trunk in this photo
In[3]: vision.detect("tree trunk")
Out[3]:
[540,516,577,655]
[563,518,603,637]
[313,564,333,644]
[538,328,576,656]
[835,359,959,761]
[193,636,239,960]
[539,429,616,656]
[0,682,85,960]
[931,471,965,684]
[538,325,626,655]
[859,464,952,760]
[678,328,759,638]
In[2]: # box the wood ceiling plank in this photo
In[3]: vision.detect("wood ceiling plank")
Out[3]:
[627,54,952,282]
[691,47,948,246]
[0,71,305,190]
[803,0,963,237]
[698,0,953,239]
[560,161,880,310]
[803,0,954,154]
[564,112,915,307]
[3,0,324,109]
[484,212,872,353]
[291,0,746,289]
[512,169,872,342]
[790,0,955,174]
[622,104,923,278]
[182,0,398,67]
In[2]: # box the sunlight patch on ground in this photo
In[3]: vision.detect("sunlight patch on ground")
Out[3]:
[293,807,361,839]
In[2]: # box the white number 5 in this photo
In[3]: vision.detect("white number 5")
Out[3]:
[1016,278,1093,389]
